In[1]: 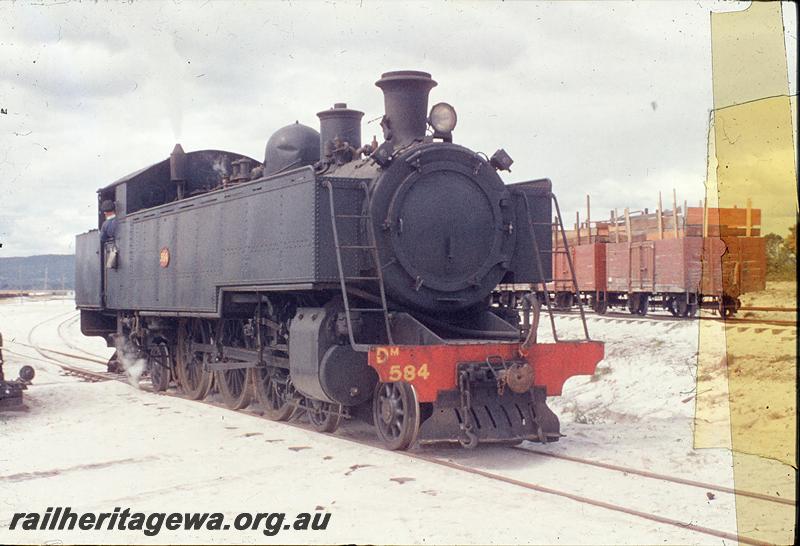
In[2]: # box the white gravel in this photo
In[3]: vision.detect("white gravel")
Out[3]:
[0,297,791,544]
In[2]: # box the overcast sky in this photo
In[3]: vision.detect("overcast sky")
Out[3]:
[0,0,796,257]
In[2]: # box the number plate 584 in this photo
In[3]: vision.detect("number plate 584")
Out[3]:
[387,363,430,382]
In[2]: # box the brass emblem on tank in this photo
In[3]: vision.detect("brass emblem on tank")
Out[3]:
[159,247,170,268]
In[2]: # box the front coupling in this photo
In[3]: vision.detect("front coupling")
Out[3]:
[502,362,534,394]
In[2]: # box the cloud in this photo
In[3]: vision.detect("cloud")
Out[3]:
[1,0,792,256]
[0,40,139,100]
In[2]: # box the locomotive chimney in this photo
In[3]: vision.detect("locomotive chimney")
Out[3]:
[375,70,437,149]
[170,143,187,199]
[317,103,364,161]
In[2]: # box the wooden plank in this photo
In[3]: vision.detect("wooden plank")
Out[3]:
[746,198,752,237]
[573,243,607,291]
[672,189,679,238]
[605,242,630,292]
[683,200,687,237]
[625,208,631,243]
[586,194,592,244]
[685,207,762,227]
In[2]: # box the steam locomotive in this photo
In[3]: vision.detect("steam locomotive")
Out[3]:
[75,70,603,449]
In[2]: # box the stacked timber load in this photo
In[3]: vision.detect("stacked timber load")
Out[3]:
[604,190,688,243]
[600,197,761,242]
[684,205,761,237]
[604,208,686,243]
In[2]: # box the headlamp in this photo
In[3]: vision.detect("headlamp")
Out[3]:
[428,102,457,134]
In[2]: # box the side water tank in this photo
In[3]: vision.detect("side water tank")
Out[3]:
[263,122,320,175]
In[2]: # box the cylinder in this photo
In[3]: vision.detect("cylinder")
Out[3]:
[375,70,437,148]
[317,103,364,160]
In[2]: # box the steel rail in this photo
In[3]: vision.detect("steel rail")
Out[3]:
[408,453,772,546]
[9,339,108,366]
[20,346,776,546]
[738,306,797,313]
[2,348,111,383]
[55,313,108,359]
[514,446,794,506]
[18,311,781,546]
[553,309,796,328]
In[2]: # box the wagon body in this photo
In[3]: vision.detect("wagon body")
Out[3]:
[606,241,655,293]
[573,243,606,292]
[653,238,704,293]
[721,236,767,296]
[552,246,575,292]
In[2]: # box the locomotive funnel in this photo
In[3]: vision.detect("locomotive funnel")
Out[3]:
[317,103,364,161]
[375,70,437,148]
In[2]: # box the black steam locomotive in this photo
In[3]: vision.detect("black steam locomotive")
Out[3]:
[75,70,603,449]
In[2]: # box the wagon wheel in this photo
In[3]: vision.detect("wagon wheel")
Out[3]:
[669,296,688,318]
[591,294,608,315]
[555,292,573,310]
[176,319,214,400]
[719,297,736,318]
[373,382,420,451]
[636,294,649,316]
[252,366,296,421]
[627,293,639,315]
[148,341,171,392]
[307,398,342,433]
[214,319,252,410]
[666,297,678,317]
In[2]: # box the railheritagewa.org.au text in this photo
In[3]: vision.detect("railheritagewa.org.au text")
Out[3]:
[8,506,331,537]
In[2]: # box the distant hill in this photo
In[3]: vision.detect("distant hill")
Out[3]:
[0,254,75,290]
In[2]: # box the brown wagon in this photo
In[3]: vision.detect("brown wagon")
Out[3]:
[605,241,656,315]
[506,196,766,318]
[552,241,607,311]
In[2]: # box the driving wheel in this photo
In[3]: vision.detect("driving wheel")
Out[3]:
[307,398,342,433]
[373,382,420,451]
[215,319,252,410]
[148,341,171,392]
[253,366,296,421]
[176,319,214,400]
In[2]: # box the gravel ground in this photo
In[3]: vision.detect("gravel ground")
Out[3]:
[0,297,794,544]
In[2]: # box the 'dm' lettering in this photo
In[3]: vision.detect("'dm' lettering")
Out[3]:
[376,346,401,364]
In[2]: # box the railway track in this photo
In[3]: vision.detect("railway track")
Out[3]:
[1,311,115,383]
[552,308,796,330]
[738,306,797,313]
[513,446,793,506]
[12,325,789,546]
[3,345,116,383]
[409,454,774,546]
[55,313,108,360]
